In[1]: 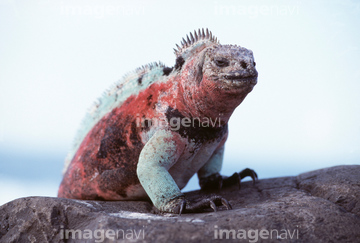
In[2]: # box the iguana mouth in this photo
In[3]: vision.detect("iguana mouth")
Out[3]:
[225,75,257,82]
[222,72,258,85]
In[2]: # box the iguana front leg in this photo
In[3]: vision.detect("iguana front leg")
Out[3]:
[137,129,186,213]
[137,129,231,214]
[198,144,258,191]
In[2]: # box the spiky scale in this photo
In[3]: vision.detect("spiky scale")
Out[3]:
[182,37,187,46]
[190,32,195,43]
[194,30,198,41]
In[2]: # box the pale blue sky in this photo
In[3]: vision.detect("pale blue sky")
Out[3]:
[0,0,359,204]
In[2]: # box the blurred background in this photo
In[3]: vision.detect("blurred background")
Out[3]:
[1,0,359,206]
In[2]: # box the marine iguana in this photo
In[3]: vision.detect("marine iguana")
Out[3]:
[58,28,258,214]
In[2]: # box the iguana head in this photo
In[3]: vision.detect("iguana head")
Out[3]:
[202,44,257,93]
[173,28,258,123]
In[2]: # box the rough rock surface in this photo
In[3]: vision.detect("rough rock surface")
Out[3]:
[0,165,359,242]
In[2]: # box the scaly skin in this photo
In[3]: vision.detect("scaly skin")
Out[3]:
[58,28,258,214]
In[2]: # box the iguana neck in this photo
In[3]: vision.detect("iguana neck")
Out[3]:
[167,75,249,126]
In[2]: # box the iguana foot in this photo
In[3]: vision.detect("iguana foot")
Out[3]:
[200,168,258,191]
[165,195,232,215]
[223,168,258,189]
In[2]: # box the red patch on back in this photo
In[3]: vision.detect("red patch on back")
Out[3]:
[58,79,179,200]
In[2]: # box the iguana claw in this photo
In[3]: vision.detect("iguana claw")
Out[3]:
[200,168,258,191]
[223,168,258,189]
[184,195,232,213]
[167,195,232,214]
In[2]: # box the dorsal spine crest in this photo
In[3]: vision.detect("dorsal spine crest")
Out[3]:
[173,28,220,59]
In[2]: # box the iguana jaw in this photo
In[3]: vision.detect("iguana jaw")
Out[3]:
[211,72,258,90]
[222,73,257,86]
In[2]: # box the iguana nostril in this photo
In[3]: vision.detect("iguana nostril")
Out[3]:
[240,61,247,69]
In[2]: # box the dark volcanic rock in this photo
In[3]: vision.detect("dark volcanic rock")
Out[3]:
[0,165,359,242]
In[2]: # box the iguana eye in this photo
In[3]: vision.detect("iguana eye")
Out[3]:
[214,58,229,67]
